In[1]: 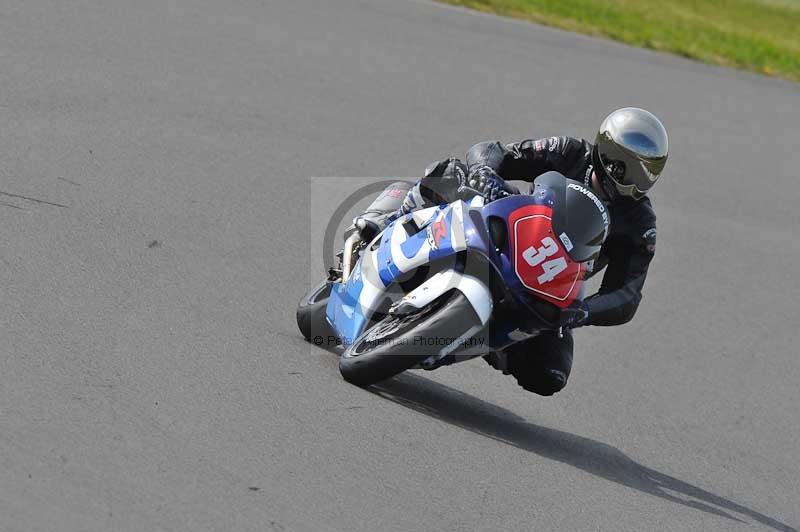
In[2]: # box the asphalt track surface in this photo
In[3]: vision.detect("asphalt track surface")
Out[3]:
[1,1,799,531]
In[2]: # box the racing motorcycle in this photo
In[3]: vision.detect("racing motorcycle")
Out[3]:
[296,172,609,386]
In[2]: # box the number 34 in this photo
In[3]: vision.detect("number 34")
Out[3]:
[522,236,567,284]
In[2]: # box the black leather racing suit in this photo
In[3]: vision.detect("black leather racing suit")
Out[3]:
[466,136,658,325]
[400,136,657,395]
[466,136,658,395]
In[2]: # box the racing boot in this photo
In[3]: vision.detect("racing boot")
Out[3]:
[353,158,470,242]
[352,181,413,243]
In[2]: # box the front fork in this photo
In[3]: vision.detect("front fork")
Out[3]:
[340,232,361,282]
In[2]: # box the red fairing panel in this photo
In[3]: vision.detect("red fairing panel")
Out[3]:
[508,205,587,309]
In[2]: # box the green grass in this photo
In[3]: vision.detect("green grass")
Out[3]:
[438,0,800,82]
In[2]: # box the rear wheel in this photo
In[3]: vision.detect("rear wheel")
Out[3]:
[296,280,336,342]
[339,291,482,386]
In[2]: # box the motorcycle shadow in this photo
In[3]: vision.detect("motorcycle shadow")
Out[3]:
[369,372,796,532]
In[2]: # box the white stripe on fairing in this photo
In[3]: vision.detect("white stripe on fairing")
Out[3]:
[390,203,467,274]
[352,200,478,336]
[448,202,467,250]
[469,195,485,208]
[394,271,493,325]
[353,235,391,324]
[410,205,441,227]
[454,274,493,324]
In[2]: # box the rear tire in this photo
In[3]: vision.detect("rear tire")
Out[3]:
[339,291,481,386]
[296,280,336,342]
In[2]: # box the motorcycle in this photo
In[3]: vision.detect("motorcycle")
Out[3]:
[296,172,609,386]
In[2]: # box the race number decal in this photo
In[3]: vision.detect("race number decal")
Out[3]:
[521,236,568,284]
[509,208,583,306]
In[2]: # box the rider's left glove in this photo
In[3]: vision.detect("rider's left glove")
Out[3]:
[559,300,590,330]
[466,166,519,203]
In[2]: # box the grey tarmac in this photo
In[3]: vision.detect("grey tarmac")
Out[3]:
[1,1,797,531]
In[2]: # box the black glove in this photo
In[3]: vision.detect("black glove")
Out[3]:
[559,300,590,330]
[467,166,519,202]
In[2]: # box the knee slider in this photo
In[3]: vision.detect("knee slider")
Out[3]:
[518,369,568,396]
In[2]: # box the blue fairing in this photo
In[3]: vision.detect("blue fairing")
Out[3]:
[428,209,455,262]
[327,205,461,344]
[378,206,454,288]
[325,262,367,344]
[377,223,401,286]
[475,192,557,294]
[325,193,555,345]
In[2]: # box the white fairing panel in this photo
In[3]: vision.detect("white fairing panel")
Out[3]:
[392,270,493,325]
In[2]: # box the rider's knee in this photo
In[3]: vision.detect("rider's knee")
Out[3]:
[516,369,568,396]
[419,158,467,205]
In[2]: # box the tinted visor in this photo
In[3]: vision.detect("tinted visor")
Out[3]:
[592,146,650,200]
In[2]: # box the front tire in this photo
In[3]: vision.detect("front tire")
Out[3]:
[296,280,336,342]
[339,291,481,386]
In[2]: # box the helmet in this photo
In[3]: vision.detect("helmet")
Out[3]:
[592,108,669,200]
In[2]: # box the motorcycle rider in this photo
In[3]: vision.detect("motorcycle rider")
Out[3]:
[355,108,668,396]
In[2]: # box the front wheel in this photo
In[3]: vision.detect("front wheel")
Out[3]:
[339,291,482,386]
[296,280,336,342]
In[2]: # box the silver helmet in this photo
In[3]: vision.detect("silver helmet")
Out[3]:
[592,108,669,200]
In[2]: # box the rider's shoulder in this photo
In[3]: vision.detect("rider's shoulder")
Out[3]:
[610,195,656,228]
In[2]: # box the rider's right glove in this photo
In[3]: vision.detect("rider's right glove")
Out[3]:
[466,166,520,203]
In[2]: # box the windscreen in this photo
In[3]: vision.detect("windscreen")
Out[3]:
[533,172,609,263]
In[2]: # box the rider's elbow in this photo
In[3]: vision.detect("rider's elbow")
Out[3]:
[466,141,503,169]
[616,297,642,325]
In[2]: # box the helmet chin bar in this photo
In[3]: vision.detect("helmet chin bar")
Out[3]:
[591,145,651,201]
[591,147,619,201]
[599,173,620,201]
